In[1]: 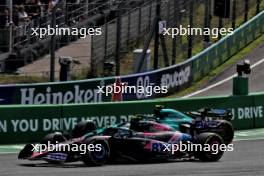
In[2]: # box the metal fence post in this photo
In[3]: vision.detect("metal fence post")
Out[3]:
[244,0,249,22]
[188,0,194,58]
[9,0,13,53]
[90,35,95,75]
[154,0,161,70]
[65,2,69,25]
[232,0,237,29]
[167,0,170,24]
[148,1,152,31]
[256,0,260,14]
[137,6,142,47]
[115,8,121,76]
[208,0,212,28]
[171,0,178,65]
[218,17,223,40]
[50,5,57,82]
[204,0,210,43]
[127,10,131,47]
[104,14,108,60]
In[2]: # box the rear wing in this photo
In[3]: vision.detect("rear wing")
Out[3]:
[186,108,233,121]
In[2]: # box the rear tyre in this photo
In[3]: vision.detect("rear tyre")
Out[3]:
[216,120,234,144]
[194,132,224,162]
[82,140,110,166]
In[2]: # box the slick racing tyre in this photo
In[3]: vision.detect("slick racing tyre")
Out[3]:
[215,120,234,145]
[194,132,224,162]
[41,132,67,144]
[18,143,34,159]
[72,121,96,138]
[82,140,110,166]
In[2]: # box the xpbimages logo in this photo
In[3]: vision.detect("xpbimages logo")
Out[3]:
[97,83,168,97]
[31,141,102,154]
[162,25,234,39]
[31,25,102,39]
[151,141,234,154]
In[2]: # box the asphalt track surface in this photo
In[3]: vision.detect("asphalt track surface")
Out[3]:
[0,139,263,176]
[191,41,264,97]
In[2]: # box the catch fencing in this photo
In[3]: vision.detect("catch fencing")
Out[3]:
[0,9,263,105]
[91,0,264,75]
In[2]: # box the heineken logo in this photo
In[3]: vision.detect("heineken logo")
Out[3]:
[20,85,102,104]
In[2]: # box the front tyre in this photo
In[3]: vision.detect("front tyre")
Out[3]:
[18,143,34,159]
[194,132,225,162]
[82,140,110,166]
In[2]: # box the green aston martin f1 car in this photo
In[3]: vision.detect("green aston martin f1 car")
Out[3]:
[130,105,234,144]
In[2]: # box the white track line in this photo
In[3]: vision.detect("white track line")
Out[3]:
[0,152,18,154]
[182,57,264,98]
[233,137,264,141]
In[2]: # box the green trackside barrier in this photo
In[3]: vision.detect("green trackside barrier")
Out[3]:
[252,93,264,128]
[1,93,264,144]
[61,94,257,131]
[0,105,62,144]
[192,10,264,82]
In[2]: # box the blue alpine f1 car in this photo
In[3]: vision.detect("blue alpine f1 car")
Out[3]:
[18,106,234,166]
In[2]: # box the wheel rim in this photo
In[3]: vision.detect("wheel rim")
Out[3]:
[91,145,107,160]
[205,137,223,160]
[209,139,220,154]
